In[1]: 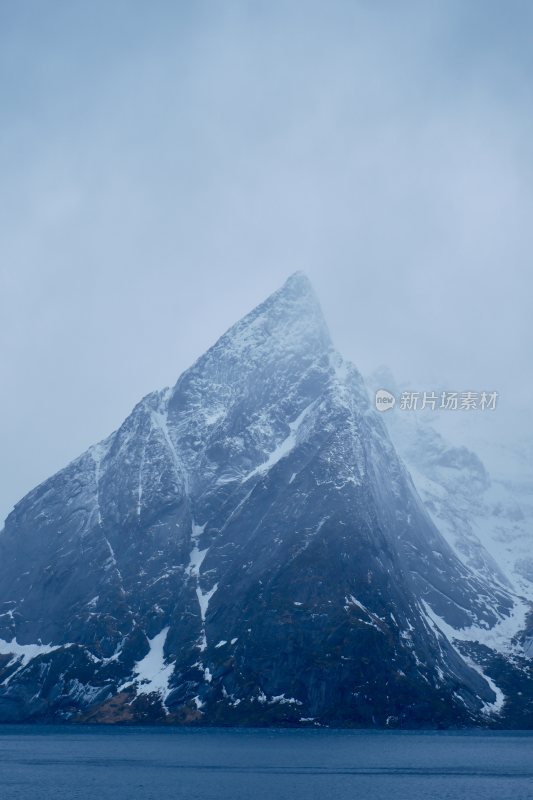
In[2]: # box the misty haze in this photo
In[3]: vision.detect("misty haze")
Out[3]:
[1,2,532,799]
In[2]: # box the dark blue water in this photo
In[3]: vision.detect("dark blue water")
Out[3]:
[0,726,532,800]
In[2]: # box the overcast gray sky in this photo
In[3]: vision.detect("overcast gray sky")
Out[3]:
[1,0,532,523]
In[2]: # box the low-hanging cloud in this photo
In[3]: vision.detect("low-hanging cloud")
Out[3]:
[1,0,532,522]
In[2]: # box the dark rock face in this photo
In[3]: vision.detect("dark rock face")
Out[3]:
[0,273,530,726]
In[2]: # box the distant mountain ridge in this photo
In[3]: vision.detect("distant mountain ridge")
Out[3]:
[0,273,531,727]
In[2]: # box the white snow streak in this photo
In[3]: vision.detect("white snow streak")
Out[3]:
[150,392,188,491]
[0,638,73,685]
[90,441,110,525]
[188,522,208,579]
[137,445,146,519]
[421,600,509,715]
[421,598,530,657]
[197,583,218,623]
[244,402,314,481]
[188,521,218,658]
[133,627,173,702]
[344,595,385,633]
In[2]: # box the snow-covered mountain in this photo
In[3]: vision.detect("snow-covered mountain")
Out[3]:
[0,274,531,727]
[366,367,533,605]
[367,368,533,721]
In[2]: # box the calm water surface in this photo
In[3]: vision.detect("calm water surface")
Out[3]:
[0,726,532,800]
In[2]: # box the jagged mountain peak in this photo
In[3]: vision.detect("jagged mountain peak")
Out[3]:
[0,277,530,728]
[171,272,331,389]
[258,270,322,318]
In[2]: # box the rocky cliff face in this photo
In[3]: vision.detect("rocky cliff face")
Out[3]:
[0,273,531,727]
